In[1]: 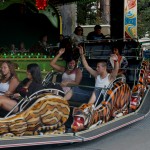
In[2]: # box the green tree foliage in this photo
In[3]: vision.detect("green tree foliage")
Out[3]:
[77,0,150,38]
[77,0,97,25]
[137,0,150,37]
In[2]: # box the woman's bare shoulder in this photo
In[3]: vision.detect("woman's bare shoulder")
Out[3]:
[76,67,82,72]
[10,76,19,83]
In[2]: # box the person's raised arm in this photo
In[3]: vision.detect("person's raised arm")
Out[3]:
[109,54,119,82]
[118,56,128,75]
[78,45,97,78]
[50,48,65,72]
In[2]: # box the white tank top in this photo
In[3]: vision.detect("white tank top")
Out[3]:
[0,82,9,95]
[95,74,110,88]
[62,72,76,81]
[61,69,77,93]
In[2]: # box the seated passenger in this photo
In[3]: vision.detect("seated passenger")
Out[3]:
[18,41,28,53]
[107,44,128,78]
[15,63,43,98]
[30,34,50,55]
[50,48,82,94]
[87,25,105,41]
[57,34,64,47]
[70,26,84,47]
[10,43,17,54]
[64,45,119,106]
[0,61,19,96]
[0,63,43,113]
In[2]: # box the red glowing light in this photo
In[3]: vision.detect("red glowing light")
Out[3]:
[36,0,48,10]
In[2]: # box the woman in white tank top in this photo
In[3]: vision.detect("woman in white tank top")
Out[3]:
[0,61,19,95]
[0,61,19,112]
[0,82,10,95]
[50,48,82,93]
[0,61,19,96]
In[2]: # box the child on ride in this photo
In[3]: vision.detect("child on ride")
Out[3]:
[107,44,128,78]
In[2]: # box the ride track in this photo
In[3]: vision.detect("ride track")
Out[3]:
[0,87,149,149]
[0,40,149,149]
[0,0,149,147]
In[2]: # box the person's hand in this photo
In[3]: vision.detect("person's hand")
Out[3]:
[5,91,12,97]
[13,93,21,99]
[58,48,65,55]
[77,45,84,55]
[110,54,118,61]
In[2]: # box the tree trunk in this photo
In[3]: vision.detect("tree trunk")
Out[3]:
[100,0,110,24]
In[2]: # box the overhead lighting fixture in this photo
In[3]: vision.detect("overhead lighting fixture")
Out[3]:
[36,0,48,10]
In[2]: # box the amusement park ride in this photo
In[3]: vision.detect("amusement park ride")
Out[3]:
[0,0,149,149]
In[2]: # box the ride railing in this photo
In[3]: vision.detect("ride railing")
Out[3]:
[140,40,150,59]
[0,52,51,59]
[5,88,65,118]
[83,39,141,59]
[41,65,142,108]
[94,76,127,108]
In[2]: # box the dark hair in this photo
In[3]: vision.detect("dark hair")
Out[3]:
[59,37,74,61]
[59,37,72,49]
[39,34,47,41]
[74,26,83,35]
[112,42,124,54]
[94,25,102,31]
[1,61,18,81]
[65,57,78,70]
[66,56,78,64]
[27,63,42,84]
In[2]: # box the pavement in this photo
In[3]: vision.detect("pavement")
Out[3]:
[10,112,150,150]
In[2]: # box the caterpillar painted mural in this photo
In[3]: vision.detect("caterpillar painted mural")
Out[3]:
[71,80,131,132]
[0,93,70,137]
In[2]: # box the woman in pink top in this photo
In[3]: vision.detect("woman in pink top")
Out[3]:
[50,48,82,93]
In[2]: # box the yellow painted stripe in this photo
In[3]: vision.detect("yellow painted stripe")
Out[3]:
[59,15,62,34]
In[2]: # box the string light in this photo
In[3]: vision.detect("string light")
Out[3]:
[36,0,48,10]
